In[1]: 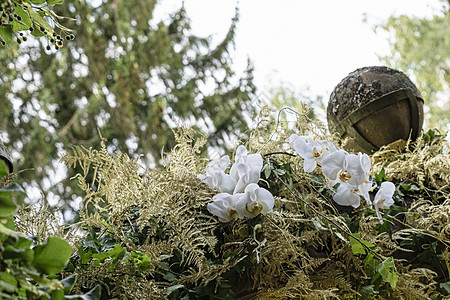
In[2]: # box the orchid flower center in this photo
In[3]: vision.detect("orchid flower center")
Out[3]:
[339,170,352,182]
[246,202,263,215]
[311,147,323,158]
[228,209,238,219]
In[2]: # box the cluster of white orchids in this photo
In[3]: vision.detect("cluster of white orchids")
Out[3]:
[197,145,274,222]
[288,134,395,222]
[198,134,396,223]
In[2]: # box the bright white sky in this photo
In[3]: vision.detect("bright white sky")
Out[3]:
[156,0,444,102]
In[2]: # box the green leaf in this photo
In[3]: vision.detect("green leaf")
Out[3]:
[374,168,387,184]
[30,0,46,3]
[52,288,65,300]
[12,5,32,31]
[64,284,101,300]
[60,274,77,294]
[92,244,126,263]
[363,253,377,277]
[349,233,375,255]
[376,257,398,290]
[0,24,14,45]
[164,284,184,295]
[440,281,450,294]
[33,237,73,275]
[26,6,54,35]
[3,215,16,230]
[0,222,19,238]
[79,247,93,264]
[0,271,18,293]
[359,285,378,299]
[262,164,271,179]
[3,244,34,264]
[47,0,64,5]
[0,191,17,217]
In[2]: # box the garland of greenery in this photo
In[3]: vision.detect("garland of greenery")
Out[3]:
[2,111,449,299]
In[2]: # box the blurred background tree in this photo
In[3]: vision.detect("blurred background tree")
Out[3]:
[378,1,449,130]
[0,0,256,219]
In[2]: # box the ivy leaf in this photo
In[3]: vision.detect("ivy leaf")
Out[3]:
[92,244,125,263]
[349,233,375,255]
[30,0,46,4]
[262,164,271,179]
[79,247,93,264]
[374,168,387,184]
[164,284,184,296]
[33,237,73,275]
[60,274,77,294]
[376,257,398,290]
[359,285,378,299]
[440,281,450,294]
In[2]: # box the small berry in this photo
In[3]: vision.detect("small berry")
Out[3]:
[16,16,21,21]
[46,45,51,50]
[39,26,44,31]
[1,40,6,46]
[29,26,33,31]
[50,38,55,43]
[22,36,27,41]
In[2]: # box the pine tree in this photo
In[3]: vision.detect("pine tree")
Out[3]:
[0,0,256,217]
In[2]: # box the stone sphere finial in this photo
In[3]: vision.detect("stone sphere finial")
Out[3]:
[327,66,424,153]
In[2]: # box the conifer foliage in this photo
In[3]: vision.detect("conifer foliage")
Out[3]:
[0,0,256,212]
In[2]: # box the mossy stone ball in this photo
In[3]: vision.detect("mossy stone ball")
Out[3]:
[327,66,424,153]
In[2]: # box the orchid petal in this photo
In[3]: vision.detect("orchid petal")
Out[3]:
[333,183,361,208]
[322,149,347,180]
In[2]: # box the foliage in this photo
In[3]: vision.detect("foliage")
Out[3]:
[378,8,450,129]
[0,0,74,48]
[0,139,100,299]
[0,0,256,219]
[49,111,450,299]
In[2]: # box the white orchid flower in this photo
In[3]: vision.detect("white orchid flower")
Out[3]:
[287,134,336,172]
[373,181,395,223]
[198,155,236,194]
[333,183,361,208]
[207,193,242,222]
[359,179,376,206]
[333,179,376,208]
[322,150,370,187]
[235,183,274,219]
[230,145,263,194]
